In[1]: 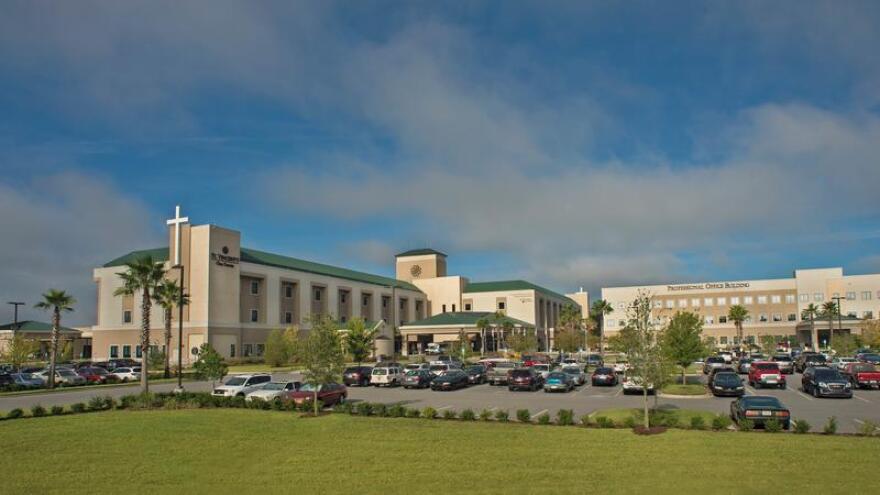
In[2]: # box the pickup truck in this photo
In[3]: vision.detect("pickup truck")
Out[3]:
[487,361,519,386]
[843,362,880,389]
[748,361,786,389]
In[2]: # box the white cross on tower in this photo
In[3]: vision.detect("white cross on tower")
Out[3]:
[166,205,189,266]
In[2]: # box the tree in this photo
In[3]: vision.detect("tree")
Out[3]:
[152,279,189,378]
[1,333,38,371]
[727,305,749,349]
[590,300,614,361]
[296,314,345,415]
[759,335,778,357]
[862,319,880,349]
[832,333,858,357]
[344,317,377,365]
[476,316,490,355]
[556,304,585,356]
[662,311,705,385]
[801,303,820,351]
[620,291,664,428]
[450,329,473,361]
[148,347,166,370]
[264,329,291,367]
[507,328,538,355]
[114,255,165,393]
[821,301,839,350]
[34,289,76,389]
[192,343,227,388]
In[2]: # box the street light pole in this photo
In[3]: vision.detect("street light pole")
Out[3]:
[7,302,25,337]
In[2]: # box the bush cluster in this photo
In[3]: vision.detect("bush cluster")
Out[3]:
[516,409,531,423]
[556,409,574,426]
[792,419,811,434]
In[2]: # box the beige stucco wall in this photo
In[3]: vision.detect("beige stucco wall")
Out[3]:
[411,276,467,316]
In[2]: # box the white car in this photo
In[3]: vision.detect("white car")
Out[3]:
[110,367,142,382]
[612,361,630,374]
[832,357,858,372]
[34,369,87,386]
[370,366,404,386]
[212,374,272,397]
[404,363,431,373]
[425,343,442,355]
[622,375,654,394]
[719,352,734,363]
[245,381,300,402]
[531,364,551,380]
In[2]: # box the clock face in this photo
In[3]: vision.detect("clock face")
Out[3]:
[410,265,422,277]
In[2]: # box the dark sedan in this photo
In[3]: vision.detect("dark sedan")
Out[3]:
[508,368,543,391]
[710,372,744,397]
[403,370,434,389]
[591,367,618,386]
[465,365,487,385]
[730,396,791,429]
[342,366,373,387]
[430,370,469,391]
[802,366,852,398]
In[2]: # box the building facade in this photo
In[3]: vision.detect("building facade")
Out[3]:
[601,267,880,348]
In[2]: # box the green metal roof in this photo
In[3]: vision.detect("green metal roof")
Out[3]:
[395,248,447,258]
[464,280,577,306]
[104,247,420,291]
[0,320,81,334]
[400,311,533,329]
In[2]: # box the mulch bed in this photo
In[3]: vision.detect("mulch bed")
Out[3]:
[632,426,667,435]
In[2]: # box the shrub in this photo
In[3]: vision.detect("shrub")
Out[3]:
[88,396,106,411]
[356,402,373,417]
[422,407,437,419]
[792,419,811,434]
[580,414,592,427]
[70,403,86,414]
[230,396,246,409]
[461,409,476,421]
[270,399,285,411]
[516,409,531,423]
[857,420,878,437]
[6,408,24,419]
[711,414,732,431]
[31,404,46,417]
[442,409,457,420]
[372,403,388,417]
[495,409,510,422]
[479,409,493,421]
[103,396,117,410]
[405,407,421,418]
[388,404,405,418]
[595,416,615,428]
[690,416,706,430]
[660,415,680,429]
[537,413,551,425]
[623,416,637,429]
[823,416,838,435]
[738,419,754,431]
[556,409,574,426]
[50,405,64,416]
[764,419,783,433]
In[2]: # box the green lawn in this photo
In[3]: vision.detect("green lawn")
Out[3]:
[661,384,708,396]
[2,410,878,494]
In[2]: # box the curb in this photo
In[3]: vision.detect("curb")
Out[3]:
[658,392,712,399]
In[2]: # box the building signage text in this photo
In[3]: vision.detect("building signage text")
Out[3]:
[211,252,240,267]
[667,282,750,291]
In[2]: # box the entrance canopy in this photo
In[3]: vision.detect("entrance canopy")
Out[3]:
[399,311,533,334]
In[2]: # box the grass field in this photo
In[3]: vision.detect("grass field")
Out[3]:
[1,410,878,494]
[660,384,708,396]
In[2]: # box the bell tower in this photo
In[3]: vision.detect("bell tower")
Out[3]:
[395,248,447,282]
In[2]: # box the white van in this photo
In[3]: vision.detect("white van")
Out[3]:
[370,366,403,387]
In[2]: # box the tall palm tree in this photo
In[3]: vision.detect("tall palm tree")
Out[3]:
[801,303,820,351]
[590,300,614,361]
[475,316,490,356]
[152,279,189,378]
[727,305,749,350]
[821,301,839,350]
[34,289,76,389]
[114,255,166,393]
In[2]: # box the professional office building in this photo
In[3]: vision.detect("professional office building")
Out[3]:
[601,268,880,348]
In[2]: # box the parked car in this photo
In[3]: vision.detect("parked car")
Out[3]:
[612,361,629,374]
[748,362,786,389]
[425,343,442,355]
[730,396,790,429]
[508,368,544,392]
[842,362,880,389]
[719,352,734,363]
[212,373,272,397]
[736,357,754,374]
[246,381,300,402]
[77,367,115,384]
[283,383,347,408]
[710,372,745,397]
[430,370,469,391]
[795,352,827,373]
[10,372,43,388]
[591,367,618,386]
[487,361,518,386]
[584,354,604,368]
[342,366,373,387]
[0,373,14,388]
[429,363,453,376]
[561,365,587,386]
[531,363,552,380]
[771,355,794,374]
[543,372,575,393]
[370,366,404,387]
[801,367,852,398]
[110,367,142,383]
[703,356,727,374]
[35,368,87,386]
[831,357,858,372]
[465,365,487,385]
[707,366,737,388]
[403,370,434,389]
[857,353,880,365]
[622,375,654,395]
[404,363,431,373]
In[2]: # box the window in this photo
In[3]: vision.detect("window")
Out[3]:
[665,300,674,309]
[606,319,615,328]
[230,344,236,358]
[250,309,259,322]
[451,304,456,312]
[704,298,714,307]
[846,291,856,301]
[864,311,874,319]
[730,297,740,305]
[442,304,447,313]
[243,344,253,357]
[716,315,726,323]
[123,345,131,358]
[705,316,714,324]
[772,314,782,322]
[744,296,753,304]
[759,314,768,322]
[136,345,142,358]
[771,295,781,304]
[757,296,768,304]
[717,297,726,306]
[250,280,260,295]
[678,299,687,308]
[314,289,321,301]
[110,345,119,358]
[787,313,797,321]
[285,312,293,324]
[341,293,347,304]
[691,298,700,307]
[653,300,663,308]
[813,293,823,302]
[285,285,293,298]
[498,301,506,310]
[720,337,728,345]
[256,344,265,356]
[464,303,472,311]
[799,294,809,302]
[862,291,872,301]
[123,310,132,324]
[363,295,369,306]
[847,311,857,318]
[785,294,796,304]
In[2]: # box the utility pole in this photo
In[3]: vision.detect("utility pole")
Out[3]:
[7,302,25,337]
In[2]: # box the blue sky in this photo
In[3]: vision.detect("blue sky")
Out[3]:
[1,1,879,325]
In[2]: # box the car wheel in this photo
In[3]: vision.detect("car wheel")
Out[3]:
[779,383,786,390]
[812,386,819,398]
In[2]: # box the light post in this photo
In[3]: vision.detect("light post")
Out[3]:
[7,302,24,337]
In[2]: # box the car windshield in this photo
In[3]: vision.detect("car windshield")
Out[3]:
[743,397,783,408]
[707,357,725,363]
[852,364,876,373]
[299,384,320,392]
[753,363,778,371]
[594,368,613,374]
[406,371,421,376]
[59,370,76,376]
[405,364,422,370]
[808,355,827,362]
[814,369,843,380]
[466,366,483,373]
[429,365,447,372]
[533,365,549,371]
[715,373,740,384]
[773,356,791,362]
[495,362,515,369]
[511,370,532,377]
[562,367,580,374]
[224,377,246,386]
[547,373,567,380]
[372,369,387,375]
[262,382,287,391]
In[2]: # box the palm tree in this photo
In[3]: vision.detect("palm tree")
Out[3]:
[152,279,189,378]
[475,316,490,356]
[34,289,76,389]
[801,303,820,351]
[821,301,839,350]
[114,255,166,393]
[590,300,614,361]
[727,305,749,350]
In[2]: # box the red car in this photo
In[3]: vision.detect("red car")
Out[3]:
[748,361,786,389]
[843,363,880,389]
[77,367,115,384]
[282,383,347,408]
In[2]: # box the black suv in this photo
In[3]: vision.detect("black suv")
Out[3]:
[802,366,852,398]
[342,366,373,387]
[707,366,737,388]
[508,368,544,392]
[795,353,827,373]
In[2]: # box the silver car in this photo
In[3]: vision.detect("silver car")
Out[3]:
[34,369,86,386]
[561,366,587,386]
[11,373,43,388]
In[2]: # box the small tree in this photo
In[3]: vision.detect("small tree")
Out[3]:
[153,279,189,379]
[148,346,166,370]
[802,304,821,351]
[861,319,880,349]
[556,304,585,357]
[296,314,345,415]
[344,317,377,364]
[192,343,227,389]
[264,328,291,367]
[1,334,38,371]
[508,328,538,355]
[34,289,76,388]
[590,299,614,361]
[662,311,705,385]
[821,301,839,350]
[727,305,749,350]
[832,333,858,357]
[476,316,490,355]
[759,335,778,356]
[621,291,664,429]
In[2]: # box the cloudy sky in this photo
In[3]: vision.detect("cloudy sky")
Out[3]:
[1,1,879,325]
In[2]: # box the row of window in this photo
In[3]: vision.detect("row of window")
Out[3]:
[606,309,875,329]
[109,344,161,359]
[799,291,876,303]
[658,294,796,310]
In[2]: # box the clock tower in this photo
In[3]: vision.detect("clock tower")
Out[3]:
[395,248,447,282]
